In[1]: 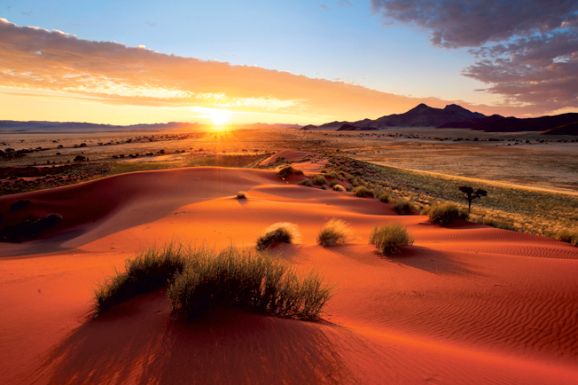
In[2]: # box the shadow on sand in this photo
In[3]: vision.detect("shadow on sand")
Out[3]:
[38,293,357,385]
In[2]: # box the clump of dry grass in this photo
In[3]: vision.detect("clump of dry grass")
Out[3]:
[353,185,374,198]
[235,191,247,200]
[311,175,327,186]
[256,222,301,251]
[393,200,414,215]
[557,228,578,246]
[95,243,186,313]
[317,219,352,247]
[277,165,304,180]
[370,224,413,255]
[428,203,467,226]
[168,247,330,320]
[332,184,346,192]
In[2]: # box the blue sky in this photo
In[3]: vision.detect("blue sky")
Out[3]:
[0,0,492,104]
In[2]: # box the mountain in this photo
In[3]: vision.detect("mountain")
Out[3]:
[302,104,578,134]
[439,113,578,133]
[0,120,200,132]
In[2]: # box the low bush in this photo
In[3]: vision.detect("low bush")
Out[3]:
[168,247,330,320]
[557,228,578,246]
[95,244,186,313]
[332,184,346,192]
[317,219,351,247]
[370,224,413,255]
[277,165,304,179]
[311,175,327,186]
[378,193,390,203]
[428,203,467,226]
[235,191,247,200]
[298,178,314,187]
[353,186,374,198]
[256,222,301,251]
[393,200,414,215]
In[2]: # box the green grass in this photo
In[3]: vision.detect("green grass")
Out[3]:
[370,224,413,256]
[428,203,467,226]
[168,247,330,320]
[317,219,351,247]
[95,244,186,313]
[256,222,301,251]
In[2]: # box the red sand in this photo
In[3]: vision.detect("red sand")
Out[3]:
[1,167,577,385]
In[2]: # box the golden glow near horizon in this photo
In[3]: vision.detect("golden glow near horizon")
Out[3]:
[208,108,231,131]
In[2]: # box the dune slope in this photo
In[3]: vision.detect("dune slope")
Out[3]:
[0,167,577,385]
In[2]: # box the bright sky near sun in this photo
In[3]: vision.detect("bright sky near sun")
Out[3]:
[0,0,576,124]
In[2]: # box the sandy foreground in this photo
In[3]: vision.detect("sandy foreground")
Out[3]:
[0,166,577,385]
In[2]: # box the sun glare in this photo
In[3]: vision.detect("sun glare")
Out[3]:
[209,109,231,131]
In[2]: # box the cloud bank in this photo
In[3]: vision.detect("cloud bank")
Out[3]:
[373,0,578,113]
[0,18,455,123]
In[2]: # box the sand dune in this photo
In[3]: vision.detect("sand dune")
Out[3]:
[1,167,577,385]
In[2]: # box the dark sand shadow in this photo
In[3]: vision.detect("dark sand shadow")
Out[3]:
[388,246,482,276]
[38,293,357,385]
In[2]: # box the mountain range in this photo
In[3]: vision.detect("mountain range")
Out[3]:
[302,104,578,135]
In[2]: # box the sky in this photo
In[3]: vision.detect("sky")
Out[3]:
[0,0,576,125]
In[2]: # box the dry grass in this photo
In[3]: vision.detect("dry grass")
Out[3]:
[557,228,578,246]
[370,224,413,255]
[168,247,330,320]
[428,203,467,226]
[353,186,374,198]
[256,222,301,251]
[317,219,352,247]
[95,243,186,313]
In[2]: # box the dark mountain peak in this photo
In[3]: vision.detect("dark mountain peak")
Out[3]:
[444,104,468,112]
[408,103,434,113]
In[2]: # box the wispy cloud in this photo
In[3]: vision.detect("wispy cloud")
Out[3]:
[0,17,535,123]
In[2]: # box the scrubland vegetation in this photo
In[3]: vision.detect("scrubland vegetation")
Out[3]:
[325,156,578,240]
[428,203,468,226]
[95,245,330,321]
[317,219,352,247]
[256,222,301,251]
[370,224,413,255]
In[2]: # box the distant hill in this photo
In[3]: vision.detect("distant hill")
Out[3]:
[302,104,578,134]
[0,120,200,132]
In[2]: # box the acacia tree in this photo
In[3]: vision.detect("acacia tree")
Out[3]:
[459,186,487,214]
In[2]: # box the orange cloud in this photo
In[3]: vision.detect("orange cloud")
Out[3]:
[0,18,541,124]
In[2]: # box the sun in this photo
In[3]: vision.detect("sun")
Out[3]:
[208,109,231,131]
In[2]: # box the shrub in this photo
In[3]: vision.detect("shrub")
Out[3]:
[557,228,578,246]
[370,224,413,255]
[311,175,327,186]
[95,244,186,313]
[317,219,351,247]
[393,200,413,215]
[332,184,346,192]
[353,186,374,198]
[168,247,330,320]
[298,178,314,187]
[256,222,300,251]
[235,191,247,200]
[378,193,390,203]
[277,165,303,179]
[428,203,467,226]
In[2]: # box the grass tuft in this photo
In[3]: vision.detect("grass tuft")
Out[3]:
[256,222,301,251]
[393,200,414,215]
[167,247,331,320]
[317,219,352,247]
[311,175,327,186]
[332,184,346,192]
[95,243,186,314]
[235,191,247,200]
[370,224,413,255]
[353,186,374,198]
[428,203,468,226]
[557,228,578,246]
[277,165,304,180]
